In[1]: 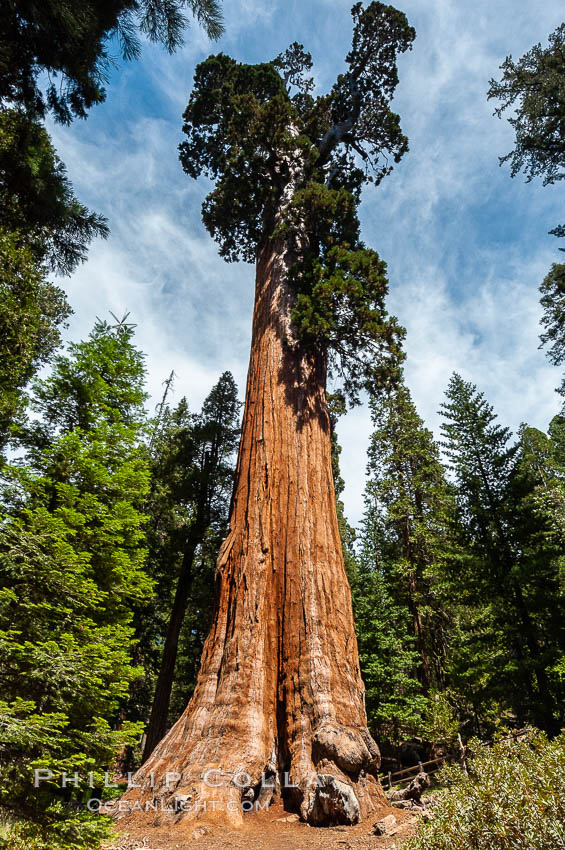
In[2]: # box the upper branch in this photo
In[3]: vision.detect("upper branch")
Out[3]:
[318,80,362,165]
[315,2,415,179]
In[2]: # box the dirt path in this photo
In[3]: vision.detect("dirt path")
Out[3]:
[110,802,419,850]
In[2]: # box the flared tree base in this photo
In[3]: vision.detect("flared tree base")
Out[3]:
[118,728,386,829]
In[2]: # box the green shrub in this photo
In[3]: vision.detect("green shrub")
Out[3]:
[0,808,114,850]
[406,730,565,850]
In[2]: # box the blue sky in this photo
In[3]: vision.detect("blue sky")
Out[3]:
[48,0,564,526]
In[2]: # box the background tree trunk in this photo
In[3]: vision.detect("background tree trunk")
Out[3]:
[122,237,385,826]
[141,537,197,764]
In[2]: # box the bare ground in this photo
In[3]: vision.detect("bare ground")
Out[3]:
[109,801,419,850]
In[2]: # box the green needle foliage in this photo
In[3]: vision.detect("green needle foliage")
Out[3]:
[0,109,111,447]
[353,381,456,741]
[0,0,224,441]
[0,232,70,456]
[352,540,427,740]
[0,109,110,449]
[0,319,151,848]
[440,374,517,550]
[488,23,565,242]
[29,319,148,436]
[536,415,565,589]
[0,0,224,123]
[439,374,564,734]
[488,24,565,187]
[179,2,415,402]
[365,383,455,692]
[0,110,109,276]
[540,263,565,403]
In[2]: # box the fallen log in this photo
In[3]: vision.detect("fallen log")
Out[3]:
[387,772,430,805]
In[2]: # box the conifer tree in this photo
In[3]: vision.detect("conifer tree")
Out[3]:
[540,263,565,403]
[488,23,565,193]
[0,0,225,445]
[439,374,561,732]
[0,232,70,456]
[328,395,422,739]
[365,383,453,692]
[354,382,454,741]
[0,111,109,276]
[0,0,223,123]
[353,504,427,741]
[488,22,565,244]
[0,111,109,449]
[125,3,415,828]
[0,319,152,847]
[512,421,565,716]
[537,416,565,584]
[141,372,240,762]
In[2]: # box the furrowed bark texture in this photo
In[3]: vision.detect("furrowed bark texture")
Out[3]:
[121,237,385,827]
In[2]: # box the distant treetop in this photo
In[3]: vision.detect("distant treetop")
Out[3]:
[488,23,565,188]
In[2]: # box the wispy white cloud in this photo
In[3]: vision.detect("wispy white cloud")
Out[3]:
[48,0,564,527]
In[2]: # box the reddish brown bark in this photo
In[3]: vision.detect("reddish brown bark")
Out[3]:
[120,238,385,828]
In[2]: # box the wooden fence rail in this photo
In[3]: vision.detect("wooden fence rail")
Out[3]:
[380,730,527,790]
[382,755,447,790]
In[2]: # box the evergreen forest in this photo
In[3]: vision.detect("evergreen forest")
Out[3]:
[0,1,564,848]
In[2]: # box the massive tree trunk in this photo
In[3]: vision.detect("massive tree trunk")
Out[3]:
[121,236,385,828]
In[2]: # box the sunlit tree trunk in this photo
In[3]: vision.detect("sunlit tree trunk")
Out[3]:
[122,236,385,827]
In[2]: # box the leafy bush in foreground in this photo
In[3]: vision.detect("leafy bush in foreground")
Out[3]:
[406,730,565,850]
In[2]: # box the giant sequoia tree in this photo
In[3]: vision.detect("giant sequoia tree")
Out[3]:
[125,2,414,828]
